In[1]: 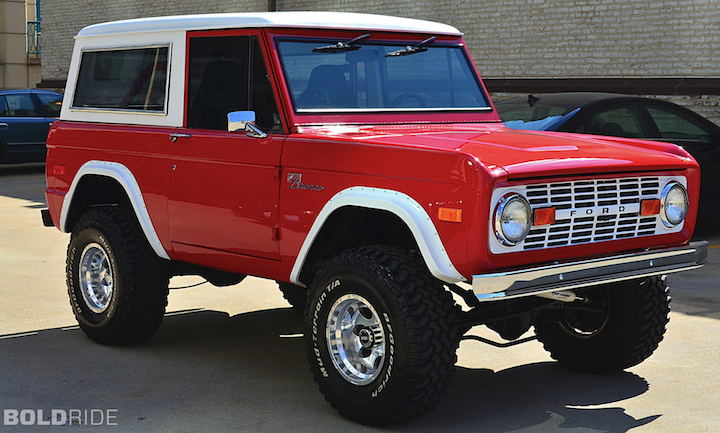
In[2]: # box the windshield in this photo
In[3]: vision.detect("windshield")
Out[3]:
[277,40,491,112]
[495,98,577,130]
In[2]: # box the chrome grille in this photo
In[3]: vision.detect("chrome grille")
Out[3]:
[490,175,686,254]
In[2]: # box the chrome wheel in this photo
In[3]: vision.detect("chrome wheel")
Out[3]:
[558,290,609,339]
[79,242,114,313]
[326,294,385,386]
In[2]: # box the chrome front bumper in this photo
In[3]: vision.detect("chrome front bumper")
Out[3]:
[464,241,708,302]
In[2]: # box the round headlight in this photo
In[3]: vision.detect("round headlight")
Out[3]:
[660,181,689,227]
[494,193,532,246]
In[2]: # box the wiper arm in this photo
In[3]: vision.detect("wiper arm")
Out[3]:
[385,36,437,57]
[313,33,371,53]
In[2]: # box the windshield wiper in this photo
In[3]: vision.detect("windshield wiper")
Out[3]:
[313,33,371,53]
[385,36,437,57]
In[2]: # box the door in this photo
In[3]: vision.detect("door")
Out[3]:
[168,32,286,260]
[0,93,51,163]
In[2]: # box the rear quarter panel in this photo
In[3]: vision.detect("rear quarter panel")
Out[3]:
[45,121,172,250]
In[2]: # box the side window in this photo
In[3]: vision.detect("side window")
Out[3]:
[37,93,63,117]
[575,104,648,138]
[1,94,38,116]
[186,35,281,132]
[646,104,714,142]
[72,46,169,112]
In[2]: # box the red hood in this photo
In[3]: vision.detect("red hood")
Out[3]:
[297,123,698,177]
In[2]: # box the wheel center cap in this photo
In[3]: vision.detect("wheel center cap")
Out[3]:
[358,328,374,348]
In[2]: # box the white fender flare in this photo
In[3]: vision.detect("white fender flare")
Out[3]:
[60,160,170,260]
[290,186,466,286]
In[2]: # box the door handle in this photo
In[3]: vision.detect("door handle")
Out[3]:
[0,123,8,129]
[169,133,191,142]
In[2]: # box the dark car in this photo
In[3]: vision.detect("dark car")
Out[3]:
[495,92,720,220]
[0,89,63,164]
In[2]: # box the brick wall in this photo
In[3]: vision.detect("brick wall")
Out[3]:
[41,0,266,82]
[41,0,720,124]
[276,0,720,79]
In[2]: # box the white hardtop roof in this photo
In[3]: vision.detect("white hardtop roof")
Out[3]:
[76,12,462,38]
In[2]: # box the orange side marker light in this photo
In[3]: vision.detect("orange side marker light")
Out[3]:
[438,207,462,223]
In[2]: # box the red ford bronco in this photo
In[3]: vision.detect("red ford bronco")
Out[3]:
[42,12,708,425]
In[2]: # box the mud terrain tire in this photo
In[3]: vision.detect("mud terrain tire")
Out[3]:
[534,276,670,373]
[67,206,170,345]
[306,245,460,425]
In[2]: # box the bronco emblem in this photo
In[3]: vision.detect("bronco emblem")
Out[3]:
[287,173,325,191]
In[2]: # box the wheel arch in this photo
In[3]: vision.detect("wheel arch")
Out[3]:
[60,160,169,260]
[290,187,466,287]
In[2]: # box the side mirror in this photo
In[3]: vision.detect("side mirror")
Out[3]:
[227,111,267,138]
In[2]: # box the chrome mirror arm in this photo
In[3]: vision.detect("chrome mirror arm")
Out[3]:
[227,111,268,138]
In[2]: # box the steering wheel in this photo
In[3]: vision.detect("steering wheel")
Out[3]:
[389,93,426,108]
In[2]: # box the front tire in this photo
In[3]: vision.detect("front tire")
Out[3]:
[67,207,170,345]
[534,276,671,373]
[277,281,307,310]
[306,246,459,425]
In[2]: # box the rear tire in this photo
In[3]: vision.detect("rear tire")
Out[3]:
[534,276,670,373]
[306,246,460,425]
[67,206,169,345]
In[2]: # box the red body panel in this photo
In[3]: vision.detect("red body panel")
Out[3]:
[45,122,172,246]
[168,128,284,261]
[278,133,483,277]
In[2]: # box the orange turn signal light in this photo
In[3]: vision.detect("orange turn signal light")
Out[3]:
[641,199,661,216]
[438,207,462,223]
[533,207,556,226]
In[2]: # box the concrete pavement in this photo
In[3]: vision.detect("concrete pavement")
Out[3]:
[1,163,718,432]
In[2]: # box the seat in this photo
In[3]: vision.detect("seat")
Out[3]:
[295,64,354,109]
[598,122,625,137]
[188,60,248,130]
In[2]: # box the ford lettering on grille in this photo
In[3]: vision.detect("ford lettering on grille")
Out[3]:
[557,203,640,219]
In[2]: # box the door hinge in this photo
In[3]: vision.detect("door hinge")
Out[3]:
[274,166,282,181]
[272,227,282,241]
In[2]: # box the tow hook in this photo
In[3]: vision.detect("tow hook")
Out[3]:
[536,290,586,303]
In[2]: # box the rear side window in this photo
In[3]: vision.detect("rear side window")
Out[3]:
[37,93,63,116]
[646,104,714,142]
[72,46,170,113]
